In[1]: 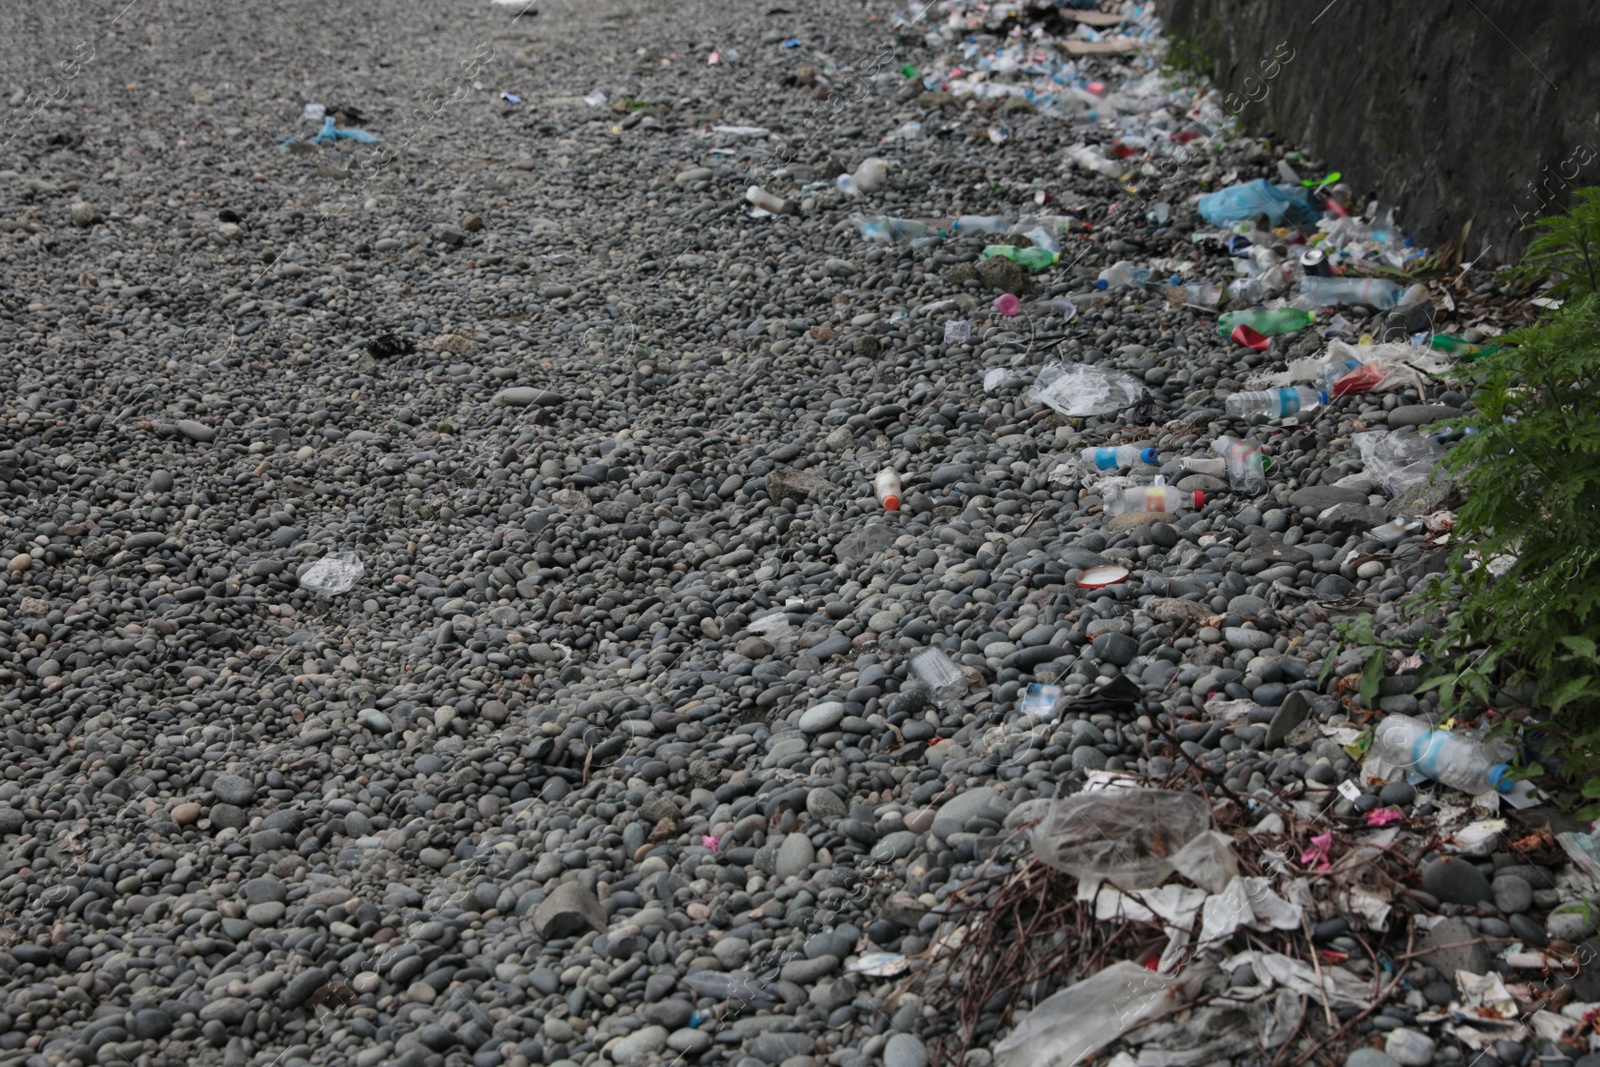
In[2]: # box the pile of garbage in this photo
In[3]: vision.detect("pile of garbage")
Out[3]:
[911,713,1600,1067]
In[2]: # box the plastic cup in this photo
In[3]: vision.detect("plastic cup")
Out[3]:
[994,293,1021,317]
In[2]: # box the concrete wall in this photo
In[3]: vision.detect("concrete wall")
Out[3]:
[1161,0,1600,263]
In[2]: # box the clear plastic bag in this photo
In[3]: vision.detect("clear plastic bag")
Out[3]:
[1197,179,1320,229]
[1353,430,1445,494]
[993,960,1186,1067]
[299,552,364,597]
[1027,362,1147,418]
[1030,790,1210,889]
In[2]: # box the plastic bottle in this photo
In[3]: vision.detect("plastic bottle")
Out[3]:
[949,215,1009,235]
[1106,485,1204,515]
[983,245,1058,270]
[1320,358,1365,391]
[873,469,902,511]
[1210,436,1266,492]
[1366,714,1514,795]
[1025,226,1062,255]
[1226,276,1269,306]
[1179,456,1227,477]
[1300,276,1404,310]
[1215,308,1313,337]
[1167,282,1220,308]
[857,215,933,242]
[909,647,967,705]
[746,185,796,216]
[1096,261,1152,290]
[1224,387,1328,419]
[1068,145,1126,179]
[1080,444,1158,471]
[1430,334,1502,360]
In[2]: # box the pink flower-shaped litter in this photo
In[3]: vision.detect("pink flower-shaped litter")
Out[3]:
[1300,831,1333,871]
[1365,807,1404,827]
[701,835,720,852]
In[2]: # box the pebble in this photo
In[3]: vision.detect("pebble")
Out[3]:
[1420,857,1491,905]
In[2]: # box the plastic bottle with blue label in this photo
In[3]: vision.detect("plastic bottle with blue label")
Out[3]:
[1224,387,1328,419]
[1366,714,1514,795]
[1079,444,1158,471]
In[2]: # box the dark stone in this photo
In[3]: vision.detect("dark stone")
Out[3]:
[1420,857,1492,904]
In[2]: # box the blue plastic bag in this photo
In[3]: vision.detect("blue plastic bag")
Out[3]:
[312,116,381,145]
[1197,179,1320,229]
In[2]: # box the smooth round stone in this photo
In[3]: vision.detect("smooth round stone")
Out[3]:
[1377,781,1415,805]
[1421,857,1491,905]
[1492,875,1533,914]
[212,774,255,806]
[798,702,846,734]
[884,1033,929,1067]
[775,833,816,880]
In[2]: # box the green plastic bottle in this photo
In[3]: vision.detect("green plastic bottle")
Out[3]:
[981,245,1058,271]
[1215,308,1313,337]
[1429,334,1501,360]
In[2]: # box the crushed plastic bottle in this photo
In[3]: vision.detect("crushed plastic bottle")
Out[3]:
[909,647,966,705]
[1353,430,1445,493]
[1210,435,1267,493]
[1080,444,1158,471]
[1023,226,1062,255]
[1225,387,1328,419]
[1366,714,1514,795]
[982,245,1057,270]
[1216,308,1313,337]
[299,552,365,597]
[1300,275,1404,310]
[1430,333,1502,360]
[1096,261,1154,291]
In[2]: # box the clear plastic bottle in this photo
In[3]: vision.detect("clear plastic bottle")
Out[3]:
[1167,282,1220,308]
[746,185,796,215]
[1068,145,1126,178]
[856,215,933,242]
[1300,276,1404,310]
[1224,387,1329,419]
[1096,261,1151,291]
[909,647,967,705]
[1080,444,1158,471]
[948,215,1010,235]
[1025,226,1062,255]
[1105,485,1205,515]
[1210,436,1266,492]
[1366,714,1514,795]
[1179,456,1227,477]
[1320,357,1365,391]
[873,469,902,511]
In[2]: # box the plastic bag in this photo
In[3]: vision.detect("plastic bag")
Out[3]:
[1197,179,1320,229]
[1030,789,1210,889]
[299,552,364,597]
[993,961,1187,1067]
[1353,430,1445,494]
[1027,363,1147,418]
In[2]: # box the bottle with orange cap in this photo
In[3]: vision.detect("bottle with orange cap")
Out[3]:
[874,469,902,511]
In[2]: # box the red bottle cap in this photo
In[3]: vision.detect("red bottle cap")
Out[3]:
[1193,491,1206,508]
[882,495,900,511]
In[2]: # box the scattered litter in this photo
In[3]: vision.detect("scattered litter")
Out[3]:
[1076,564,1129,589]
[311,116,380,145]
[1299,831,1333,871]
[366,334,415,358]
[714,125,771,138]
[301,102,325,122]
[944,320,972,344]
[500,92,523,104]
[992,961,1188,1067]
[909,647,966,705]
[982,367,1012,391]
[583,90,607,106]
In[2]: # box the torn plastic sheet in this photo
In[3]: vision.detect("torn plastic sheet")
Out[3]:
[1027,362,1148,418]
[1198,877,1305,944]
[1170,831,1239,894]
[1202,696,1257,725]
[1224,950,1372,1008]
[312,116,381,145]
[992,960,1191,1067]
[1559,827,1600,883]
[1127,988,1303,1066]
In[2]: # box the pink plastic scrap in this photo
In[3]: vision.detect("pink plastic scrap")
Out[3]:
[1365,807,1404,827]
[1300,831,1333,871]
[701,835,720,852]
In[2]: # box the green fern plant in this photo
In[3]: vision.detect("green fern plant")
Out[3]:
[1499,186,1600,300]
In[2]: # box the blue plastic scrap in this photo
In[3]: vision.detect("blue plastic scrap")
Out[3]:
[311,116,381,145]
[782,37,801,48]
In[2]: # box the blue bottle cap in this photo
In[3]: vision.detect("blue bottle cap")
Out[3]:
[1140,447,1158,464]
[1488,764,1515,794]
[1316,390,1329,404]
[1095,279,1108,290]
